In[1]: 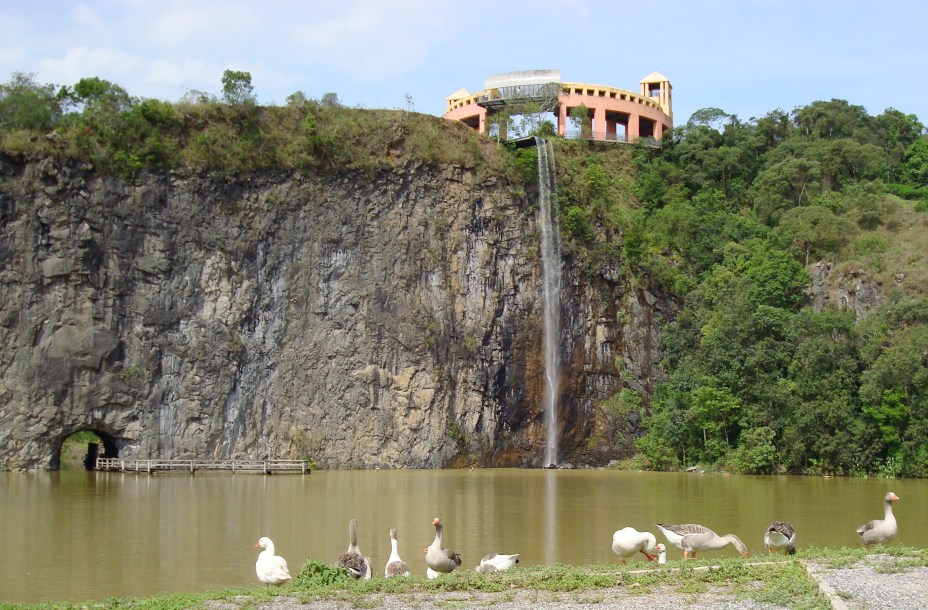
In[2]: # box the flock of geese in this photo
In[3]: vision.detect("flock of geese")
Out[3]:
[254,491,901,586]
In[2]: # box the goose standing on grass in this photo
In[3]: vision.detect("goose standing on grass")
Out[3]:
[655,543,667,564]
[656,523,749,559]
[425,517,462,575]
[611,527,659,564]
[336,518,372,579]
[764,521,797,555]
[857,492,900,548]
[384,528,410,578]
[254,537,292,586]
[475,553,520,573]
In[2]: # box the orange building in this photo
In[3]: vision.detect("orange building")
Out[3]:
[443,69,672,142]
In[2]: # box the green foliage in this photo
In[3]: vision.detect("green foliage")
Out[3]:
[883,182,928,200]
[903,137,928,187]
[0,71,62,130]
[297,559,352,586]
[221,69,256,105]
[772,205,854,264]
[0,73,507,178]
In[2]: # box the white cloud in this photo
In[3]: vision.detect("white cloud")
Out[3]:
[291,0,460,80]
[39,46,142,87]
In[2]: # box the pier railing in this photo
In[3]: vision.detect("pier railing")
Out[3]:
[95,457,311,474]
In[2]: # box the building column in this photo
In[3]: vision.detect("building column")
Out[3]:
[593,106,606,141]
[557,104,567,136]
[479,110,486,134]
[628,114,640,141]
[606,118,617,141]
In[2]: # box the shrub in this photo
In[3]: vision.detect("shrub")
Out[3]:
[297,559,351,586]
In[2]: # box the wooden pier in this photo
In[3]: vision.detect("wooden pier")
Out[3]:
[95,457,311,474]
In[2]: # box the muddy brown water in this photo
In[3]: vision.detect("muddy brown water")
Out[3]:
[2,468,925,603]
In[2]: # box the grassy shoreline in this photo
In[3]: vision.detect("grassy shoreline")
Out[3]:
[5,547,926,610]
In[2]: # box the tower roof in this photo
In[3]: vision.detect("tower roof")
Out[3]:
[446,87,471,101]
[639,71,670,84]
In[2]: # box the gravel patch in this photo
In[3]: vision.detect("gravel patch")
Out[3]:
[236,585,789,610]
[807,556,928,610]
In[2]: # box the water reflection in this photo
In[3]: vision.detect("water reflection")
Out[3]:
[1,469,925,604]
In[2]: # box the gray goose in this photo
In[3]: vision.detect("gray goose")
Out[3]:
[425,517,462,575]
[336,518,372,579]
[857,492,900,548]
[764,521,797,555]
[656,523,749,559]
[384,528,410,578]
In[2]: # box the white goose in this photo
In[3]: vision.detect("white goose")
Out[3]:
[656,523,749,559]
[655,543,667,564]
[336,518,372,579]
[254,536,292,586]
[764,521,797,555]
[384,528,410,578]
[475,553,520,573]
[611,527,658,564]
[857,492,900,548]
[425,517,462,575]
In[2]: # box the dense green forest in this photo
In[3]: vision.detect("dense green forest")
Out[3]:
[2,71,927,477]
[547,100,928,477]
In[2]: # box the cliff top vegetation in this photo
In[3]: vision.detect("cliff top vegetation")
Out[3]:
[0,71,513,179]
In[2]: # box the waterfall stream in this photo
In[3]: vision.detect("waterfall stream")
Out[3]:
[535,137,562,467]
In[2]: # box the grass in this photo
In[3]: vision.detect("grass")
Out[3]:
[8,547,927,610]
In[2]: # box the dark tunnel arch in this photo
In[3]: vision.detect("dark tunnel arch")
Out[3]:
[52,429,119,471]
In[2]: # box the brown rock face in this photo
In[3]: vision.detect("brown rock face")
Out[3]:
[0,156,667,470]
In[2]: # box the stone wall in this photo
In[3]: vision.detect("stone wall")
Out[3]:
[0,155,667,470]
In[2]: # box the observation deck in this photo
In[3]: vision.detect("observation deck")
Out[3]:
[444,69,673,143]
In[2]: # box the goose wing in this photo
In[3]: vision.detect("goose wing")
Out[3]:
[337,551,370,579]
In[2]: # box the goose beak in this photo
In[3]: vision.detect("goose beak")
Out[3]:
[890,492,900,501]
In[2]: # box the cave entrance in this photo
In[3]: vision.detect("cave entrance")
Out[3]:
[55,430,119,471]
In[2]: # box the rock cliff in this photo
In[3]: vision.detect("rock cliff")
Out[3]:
[0,154,667,470]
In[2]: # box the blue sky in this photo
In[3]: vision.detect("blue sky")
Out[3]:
[3,0,927,127]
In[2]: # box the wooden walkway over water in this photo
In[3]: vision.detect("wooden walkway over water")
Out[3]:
[95,457,311,474]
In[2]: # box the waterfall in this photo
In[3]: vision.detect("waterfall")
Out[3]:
[535,137,562,467]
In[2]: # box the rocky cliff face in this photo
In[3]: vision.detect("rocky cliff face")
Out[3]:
[0,154,667,470]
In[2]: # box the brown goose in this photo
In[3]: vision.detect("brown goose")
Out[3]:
[425,517,462,574]
[764,521,797,555]
[336,518,372,579]
[656,523,749,559]
[384,528,410,578]
[857,492,900,548]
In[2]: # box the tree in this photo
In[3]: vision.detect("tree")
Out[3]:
[63,76,133,114]
[320,92,340,107]
[793,99,870,140]
[0,72,62,130]
[221,69,255,105]
[686,107,734,132]
[903,137,928,187]
[772,205,854,265]
[568,104,591,137]
[285,91,310,108]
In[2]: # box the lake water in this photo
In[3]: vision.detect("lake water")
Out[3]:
[2,468,925,604]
